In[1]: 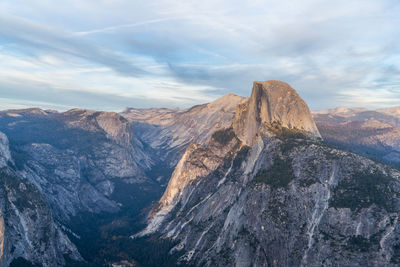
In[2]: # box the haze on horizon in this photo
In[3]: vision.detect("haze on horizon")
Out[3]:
[0,0,399,111]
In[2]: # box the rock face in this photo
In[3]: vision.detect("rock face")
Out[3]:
[0,132,11,168]
[313,106,400,167]
[0,80,399,266]
[0,109,154,221]
[234,81,321,144]
[121,93,246,184]
[0,131,81,266]
[122,93,245,147]
[141,81,400,266]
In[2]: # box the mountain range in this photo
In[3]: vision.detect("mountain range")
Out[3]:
[313,107,400,167]
[0,80,399,266]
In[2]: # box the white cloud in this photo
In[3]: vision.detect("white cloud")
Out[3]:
[0,52,218,110]
[0,0,399,110]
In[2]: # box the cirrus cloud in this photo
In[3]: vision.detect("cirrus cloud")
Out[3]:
[0,0,399,111]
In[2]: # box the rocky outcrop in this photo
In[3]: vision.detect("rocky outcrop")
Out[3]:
[141,81,400,266]
[64,109,139,153]
[122,93,245,148]
[233,80,321,145]
[0,132,10,168]
[0,80,399,266]
[0,131,82,267]
[0,109,153,221]
[121,93,246,184]
[140,130,242,236]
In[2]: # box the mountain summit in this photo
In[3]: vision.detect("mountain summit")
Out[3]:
[234,80,321,144]
[139,80,400,266]
[2,80,400,266]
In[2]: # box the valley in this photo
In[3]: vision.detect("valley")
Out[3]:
[0,81,399,266]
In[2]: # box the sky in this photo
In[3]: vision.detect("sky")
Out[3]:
[0,0,399,111]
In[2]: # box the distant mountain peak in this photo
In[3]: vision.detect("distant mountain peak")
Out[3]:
[377,106,400,117]
[234,80,321,144]
[312,107,368,116]
[1,107,50,116]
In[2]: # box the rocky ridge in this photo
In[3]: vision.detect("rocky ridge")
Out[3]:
[140,81,400,266]
[0,108,154,221]
[0,81,399,266]
[0,131,82,266]
[121,93,246,184]
[313,106,400,167]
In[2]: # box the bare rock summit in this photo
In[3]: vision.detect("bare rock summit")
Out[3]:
[234,80,321,144]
